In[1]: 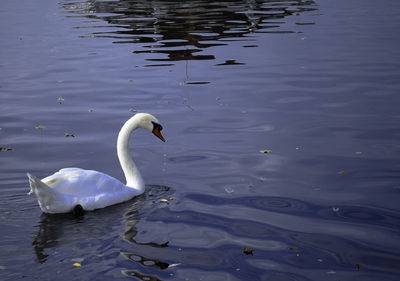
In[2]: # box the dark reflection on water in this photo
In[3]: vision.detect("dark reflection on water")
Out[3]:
[61,0,318,62]
[32,185,172,279]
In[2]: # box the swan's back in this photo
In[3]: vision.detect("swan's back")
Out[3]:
[29,168,140,213]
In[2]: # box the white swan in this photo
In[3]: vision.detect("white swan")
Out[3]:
[27,113,165,214]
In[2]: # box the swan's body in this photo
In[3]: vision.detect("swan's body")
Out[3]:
[28,113,165,214]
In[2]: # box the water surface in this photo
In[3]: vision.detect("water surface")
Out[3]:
[1,0,400,280]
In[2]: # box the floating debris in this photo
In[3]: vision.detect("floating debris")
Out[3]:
[0,147,13,152]
[356,263,362,271]
[259,149,272,154]
[168,263,181,268]
[88,109,94,112]
[58,96,64,104]
[337,170,347,174]
[65,133,75,138]
[327,270,336,274]
[160,199,169,203]
[35,125,46,131]
[332,207,340,212]
[243,247,253,255]
[129,108,137,113]
[289,247,299,251]
[225,188,235,194]
[355,151,363,155]
[73,263,81,268]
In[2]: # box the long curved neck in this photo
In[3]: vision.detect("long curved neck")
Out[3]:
[117,117,144,192]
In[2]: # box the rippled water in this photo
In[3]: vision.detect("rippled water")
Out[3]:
[1,0,400,280]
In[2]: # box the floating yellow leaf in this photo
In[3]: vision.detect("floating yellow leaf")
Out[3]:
[289,247,299,251]
[259,150,272,154]
[35,125,46,130]
[243,247,253,255]
[73,263,81,268]
[160,199,168,203]
[337,170,347,174]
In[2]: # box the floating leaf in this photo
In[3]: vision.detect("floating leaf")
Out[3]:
[58,96,64,104]
[169,197,175,200]
[160,199,168,203]
[243,247,253,255]
[35,125,46,131]
[289,247,299,251]
[0,147,13,152]
[337,170,347,174]
[259,149,272,154]
[73,263,81,268]
[168,263,181,268]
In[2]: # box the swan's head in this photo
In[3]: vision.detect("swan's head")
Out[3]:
[135,113,165,142]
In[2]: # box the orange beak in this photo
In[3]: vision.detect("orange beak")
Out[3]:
[153,127,165,142]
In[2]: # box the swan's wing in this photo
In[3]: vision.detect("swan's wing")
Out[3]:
[42,168,126,196]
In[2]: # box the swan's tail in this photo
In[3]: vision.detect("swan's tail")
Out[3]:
[27,173,46,195]
[27,173,58,213]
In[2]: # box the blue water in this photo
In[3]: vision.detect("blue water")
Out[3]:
[1,0,400,280]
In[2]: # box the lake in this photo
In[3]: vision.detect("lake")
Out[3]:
[1,0,400,280]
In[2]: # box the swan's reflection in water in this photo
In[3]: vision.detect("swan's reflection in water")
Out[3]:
[32,185,172,279]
